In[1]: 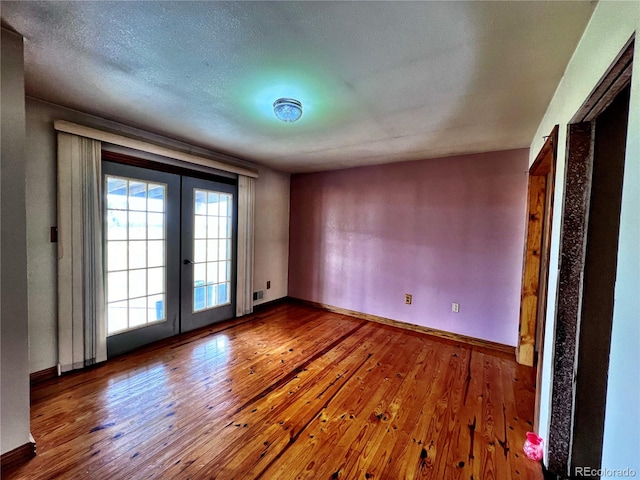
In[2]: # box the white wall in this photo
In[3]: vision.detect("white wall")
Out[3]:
[25,98,290,374]
[1,28,31,455]
[603,39,640,475]
[253,166,290,306]
[531,1,640,472]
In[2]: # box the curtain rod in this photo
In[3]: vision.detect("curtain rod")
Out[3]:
[54,120,259,179]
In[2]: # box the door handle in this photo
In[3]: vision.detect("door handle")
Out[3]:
[183,259,195,265]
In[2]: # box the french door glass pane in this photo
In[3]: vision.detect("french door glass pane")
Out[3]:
[106,175,167,335]
[193,189,233,312]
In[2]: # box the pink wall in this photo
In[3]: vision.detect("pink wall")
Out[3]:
[288,149,528,346]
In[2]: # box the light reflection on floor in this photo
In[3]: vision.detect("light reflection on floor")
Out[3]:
[104,363,168,405]
[189,334,231,373]
[97,333,232,449]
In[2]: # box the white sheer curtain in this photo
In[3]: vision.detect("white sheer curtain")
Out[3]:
[57,132,106,372]
[236,175,255,317]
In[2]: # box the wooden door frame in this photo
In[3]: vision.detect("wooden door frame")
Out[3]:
[516,125,558,367]
[546,37,634,476]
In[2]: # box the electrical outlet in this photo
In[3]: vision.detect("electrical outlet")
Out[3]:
[253,291,264,301]
[452,302,460,313]
[267,280,271,289]
[405,294,412,305]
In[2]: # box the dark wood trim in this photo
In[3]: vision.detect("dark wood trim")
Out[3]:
[253,296,289,312]
[30,366,58,386]
[290,297,515,356]
[101,150,237,186]
[571,36,634,123]
[548,122,593,476]
[0,439,36,470]
[570,83,630,474]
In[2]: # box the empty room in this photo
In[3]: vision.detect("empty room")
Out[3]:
[1,2,639,479]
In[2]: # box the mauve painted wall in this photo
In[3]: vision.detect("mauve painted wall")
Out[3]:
[288,149,528,346]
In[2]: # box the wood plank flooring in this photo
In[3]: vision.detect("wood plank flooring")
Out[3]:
[3,302,543,480]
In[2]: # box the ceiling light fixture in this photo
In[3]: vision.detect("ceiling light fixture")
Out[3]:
[273,98,303,123]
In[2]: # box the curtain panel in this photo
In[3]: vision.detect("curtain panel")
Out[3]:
[57,132,106,372]
[236,175,255,317]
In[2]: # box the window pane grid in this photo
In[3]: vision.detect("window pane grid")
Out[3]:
[106,176,167,335]
[193,189,232,312]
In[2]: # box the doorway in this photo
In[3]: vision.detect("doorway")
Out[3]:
[102,159,238,357]
[546,38,633,476]
[517,125,558,370]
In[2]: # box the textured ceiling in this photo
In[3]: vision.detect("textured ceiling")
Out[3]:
[2,1,595,173]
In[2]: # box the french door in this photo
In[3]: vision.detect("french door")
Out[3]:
[103,161,237,357]
[180,176,236,332]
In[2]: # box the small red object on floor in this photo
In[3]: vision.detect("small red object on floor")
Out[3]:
[524,431,544,461]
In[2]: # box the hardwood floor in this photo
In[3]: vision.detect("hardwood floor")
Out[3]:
[3,302,542,479]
